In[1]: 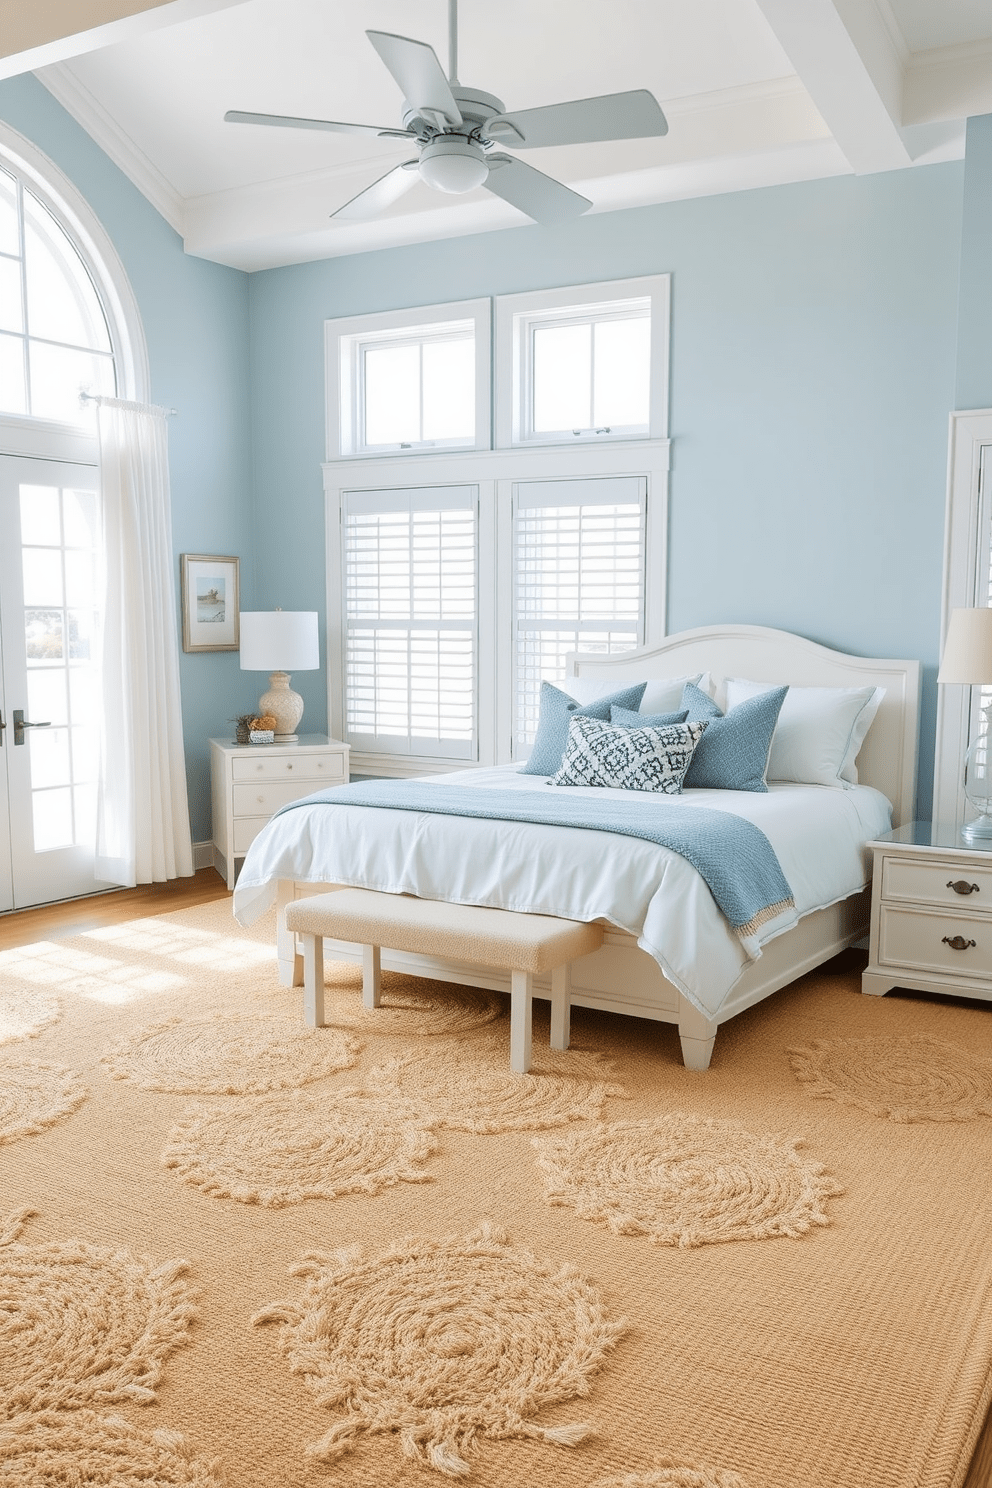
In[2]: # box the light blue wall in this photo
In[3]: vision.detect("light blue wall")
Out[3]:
[0,75,251,842]
[250,163,963,816]
[956,114,992,410]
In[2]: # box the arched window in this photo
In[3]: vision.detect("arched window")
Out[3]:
[0,122,148,442]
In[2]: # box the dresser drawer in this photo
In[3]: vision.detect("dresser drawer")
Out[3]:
[233,780,325,817]
[877,904,992,981]
[879,855,992,909]
[231,752,347,784]
[232,815,270,854]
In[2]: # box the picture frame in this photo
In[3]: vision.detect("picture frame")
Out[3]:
[180,554,240,653]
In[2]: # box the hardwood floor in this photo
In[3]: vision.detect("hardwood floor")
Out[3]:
[0,866,231,950]
[0,868,989,1485]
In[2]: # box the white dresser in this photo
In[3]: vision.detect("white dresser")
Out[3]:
[210,734,350,889]
[863,821,992,1003]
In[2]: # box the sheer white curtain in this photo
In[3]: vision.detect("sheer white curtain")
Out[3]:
[95,396,193,885]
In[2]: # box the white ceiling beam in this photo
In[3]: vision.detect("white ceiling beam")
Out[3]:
[0,0,254,80]
[752,0,912,173]
[904,40,992,127]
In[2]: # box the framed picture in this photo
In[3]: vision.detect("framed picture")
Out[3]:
[180,554,240,653]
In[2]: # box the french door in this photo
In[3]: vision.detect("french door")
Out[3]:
[0,453,114,910]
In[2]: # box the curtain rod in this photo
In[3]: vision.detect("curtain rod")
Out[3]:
[79,391,179,417]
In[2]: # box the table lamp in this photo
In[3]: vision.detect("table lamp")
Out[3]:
[239,610,319,741]
[937,606,992,840]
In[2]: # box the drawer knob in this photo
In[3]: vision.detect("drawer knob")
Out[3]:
[947,879,979,895]
[287,764,293,770]
[941,935,977,951]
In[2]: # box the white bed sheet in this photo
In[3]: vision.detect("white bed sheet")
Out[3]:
[232,766,892,1020]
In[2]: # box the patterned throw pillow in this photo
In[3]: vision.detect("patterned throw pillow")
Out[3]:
[550,714,708,794]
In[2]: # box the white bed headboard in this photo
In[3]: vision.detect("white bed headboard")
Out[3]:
[565,624,921,827]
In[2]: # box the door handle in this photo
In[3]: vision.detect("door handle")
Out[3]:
[0,713,4,746]
[13,710,51,746]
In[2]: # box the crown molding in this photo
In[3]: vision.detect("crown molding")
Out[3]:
[34,60,184,232]
[904,36,992,125]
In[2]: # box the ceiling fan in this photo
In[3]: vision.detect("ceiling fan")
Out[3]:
[225,0,668,225]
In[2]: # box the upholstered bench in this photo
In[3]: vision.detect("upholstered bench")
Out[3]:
[282,888,604,1073]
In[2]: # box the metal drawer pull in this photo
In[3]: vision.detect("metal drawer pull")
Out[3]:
[941,935,977,951]
[947,879,980,895]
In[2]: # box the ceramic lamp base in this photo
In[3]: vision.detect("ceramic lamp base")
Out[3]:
[257,671,304,742]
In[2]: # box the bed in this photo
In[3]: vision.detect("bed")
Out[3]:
[232,624,921,1069]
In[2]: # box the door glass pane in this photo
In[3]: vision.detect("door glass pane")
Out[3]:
[0,168,19,256]
[0,256,22,334]
[30,726,70,789]
[32,787,73,851]
[69,668,96,726]
[64,551,94,607]
[19,485,61,544]
[71,726,97,782]
[28,341,114,425]
[63,488,97,546]
[0,331,26,415]
[25,608,64,660]
[22,549,63,606]
[23,188,112,352]
[67,609,93,660]
[593,317,650,428]
[27,669,67,725]
[532,323,591,432]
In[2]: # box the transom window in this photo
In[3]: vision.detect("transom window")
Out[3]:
[0,165,116,427]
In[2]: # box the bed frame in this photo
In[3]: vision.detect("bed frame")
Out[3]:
[274,624,920,1069]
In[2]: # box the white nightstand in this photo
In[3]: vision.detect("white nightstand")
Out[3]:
[863,821,992,1002]
[210,733,350,889]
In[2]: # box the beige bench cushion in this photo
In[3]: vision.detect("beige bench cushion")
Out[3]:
[284,888,603,974]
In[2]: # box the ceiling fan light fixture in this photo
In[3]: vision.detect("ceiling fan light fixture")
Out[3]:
[418,137,489,194]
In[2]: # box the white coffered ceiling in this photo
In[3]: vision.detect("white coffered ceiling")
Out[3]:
[4,0,990,271]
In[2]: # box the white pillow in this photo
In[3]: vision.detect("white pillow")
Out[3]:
[724,680,885,788]
[568,672,704,714]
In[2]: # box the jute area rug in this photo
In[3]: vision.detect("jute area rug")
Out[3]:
[1,898,991,1488]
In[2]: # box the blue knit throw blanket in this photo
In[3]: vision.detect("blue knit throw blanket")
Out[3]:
[274,781,795,940]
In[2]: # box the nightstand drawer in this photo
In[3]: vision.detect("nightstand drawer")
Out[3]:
[877,905,992,981]
[232,815,270,854]
[232,753,346,784]
[233,781,323,817]
[881,856,992,908]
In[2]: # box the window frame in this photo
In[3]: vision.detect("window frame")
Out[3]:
[325,441,668,777]
[325,298,492,461]
[494,275,670,450]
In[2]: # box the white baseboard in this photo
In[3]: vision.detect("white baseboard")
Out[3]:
[193,840,215,870]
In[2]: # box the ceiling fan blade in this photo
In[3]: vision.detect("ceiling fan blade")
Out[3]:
[331,162,420,221]
[366,30,463,128]
[486,90,668,149]
[225,109,409,140]
[483,156,591,224]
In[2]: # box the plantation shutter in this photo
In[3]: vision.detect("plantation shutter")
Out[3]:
[513,477,645,755]
[343,487,477,758]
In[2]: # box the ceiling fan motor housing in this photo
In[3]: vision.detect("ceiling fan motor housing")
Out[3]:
[418,136,490,193]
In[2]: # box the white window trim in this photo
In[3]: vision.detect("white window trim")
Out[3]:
[325,440,669,777]
[324,298,491,462]
[933,408,992,829]
[494,274,670,450]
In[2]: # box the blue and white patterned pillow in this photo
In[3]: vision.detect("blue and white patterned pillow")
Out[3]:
[550,714,708,794]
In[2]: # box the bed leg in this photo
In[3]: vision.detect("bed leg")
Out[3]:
[362,944,382,1008]
[550,964,570,1051]
[510,970,533,1074]
[677,996,717,1071]
[302,934,325,1027]
[276,880,304,987]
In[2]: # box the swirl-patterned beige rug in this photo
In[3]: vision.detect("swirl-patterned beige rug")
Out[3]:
[0,898,990,1488]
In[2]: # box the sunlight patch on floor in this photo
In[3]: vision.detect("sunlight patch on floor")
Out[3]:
[82,921,275,971]
[0,940,187,1004]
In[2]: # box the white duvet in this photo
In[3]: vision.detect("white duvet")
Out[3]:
[232,765,892,1019]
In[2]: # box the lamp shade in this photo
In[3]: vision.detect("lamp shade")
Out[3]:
[239,611,319,672]
[937,608,992,685]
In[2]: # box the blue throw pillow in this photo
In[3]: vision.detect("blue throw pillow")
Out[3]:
[680,681,788,792]
[521,680,648,776]
[611,705,688,728]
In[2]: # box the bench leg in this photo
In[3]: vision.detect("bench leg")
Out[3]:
[550,964,570,1051]
[510,970,533,1074]
[276,879,304,988]
[302,933,325,1027]
[362,944,382,1008]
